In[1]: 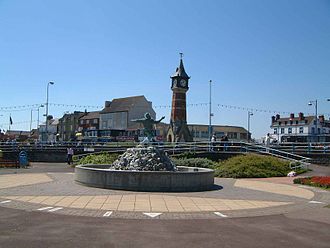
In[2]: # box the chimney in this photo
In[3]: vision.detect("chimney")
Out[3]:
[271,116,276,123]
[275,114,280,120]
[298,112,304,120]
[290,113,294,120]
[105,101,111,108]
[319,115,325,123]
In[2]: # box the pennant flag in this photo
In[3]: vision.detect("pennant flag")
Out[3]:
[9,116,13,125]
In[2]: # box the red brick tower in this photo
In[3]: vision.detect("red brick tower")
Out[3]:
[167,55,193,142]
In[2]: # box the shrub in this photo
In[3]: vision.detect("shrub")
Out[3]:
[175,151,197,159]
[172,157,216,169]
[77,153,119,165]
[214,154,292,178]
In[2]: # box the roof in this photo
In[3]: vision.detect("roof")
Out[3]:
[50,119,59,125]
[5,130,30,136]
[100,95,150,114]
[171,59,190,79]
[271,116,314,126]
[80,111,100,120]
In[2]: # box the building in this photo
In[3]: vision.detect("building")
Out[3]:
[58,112,85,141]
[99,95,156,141]
[4,130,30,142]
[167,57,193,142]
[39,118,59,142]
[155,123,248,142]
[77,111,100,141]
[188,124,248,141]
[270,113,330,142]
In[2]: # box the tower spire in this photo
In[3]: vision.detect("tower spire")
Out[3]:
[171,53,190,79]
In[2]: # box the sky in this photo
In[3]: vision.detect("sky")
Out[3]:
[0,0,329,139]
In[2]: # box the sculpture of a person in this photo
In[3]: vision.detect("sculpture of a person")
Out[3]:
[131,113,165,143]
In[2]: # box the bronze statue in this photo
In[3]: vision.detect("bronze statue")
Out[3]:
[132,113,165,142]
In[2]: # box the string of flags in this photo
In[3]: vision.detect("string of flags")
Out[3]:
[1,102,329,127]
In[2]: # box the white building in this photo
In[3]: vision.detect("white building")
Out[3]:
[38,119,59,142]
[270,113,330,142]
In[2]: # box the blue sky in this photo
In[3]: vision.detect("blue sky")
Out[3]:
[0,0,329,138]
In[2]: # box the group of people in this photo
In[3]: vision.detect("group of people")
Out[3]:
[211,134,229,151]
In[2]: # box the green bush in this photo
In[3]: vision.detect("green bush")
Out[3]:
[172,157,216,169]
[214,154,292,178]
[77,153,119,165]
[175,151,197,159]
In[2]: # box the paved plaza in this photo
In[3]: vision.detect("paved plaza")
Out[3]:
[0,163,328,219]
[0,163,329,247]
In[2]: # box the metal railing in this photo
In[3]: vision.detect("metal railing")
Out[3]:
[66,141,312,170]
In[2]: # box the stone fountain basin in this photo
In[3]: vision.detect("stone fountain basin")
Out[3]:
[75,165,214,192]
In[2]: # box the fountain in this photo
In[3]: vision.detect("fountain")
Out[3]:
[74,114,214,192]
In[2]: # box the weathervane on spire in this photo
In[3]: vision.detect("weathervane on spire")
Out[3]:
[179,52,183,59]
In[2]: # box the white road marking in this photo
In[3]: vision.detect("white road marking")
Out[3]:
[143,213,162,218]
[48,207,63,212]
[309,201,325,204]
[37,206,54,211]
[65,173,74,175]
[0,200,12,204]
[103,211,113,217]
[214,212,228,217]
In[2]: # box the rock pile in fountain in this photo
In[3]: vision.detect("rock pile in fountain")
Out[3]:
[111,146,176,171]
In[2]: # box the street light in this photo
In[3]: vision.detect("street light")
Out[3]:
[45,81,55,141]
[208,80,213,143]
[37,104,44,128]
[247,111,253,142]
[308,100,318,141]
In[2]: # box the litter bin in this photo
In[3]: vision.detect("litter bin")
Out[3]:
[19,151,29,168]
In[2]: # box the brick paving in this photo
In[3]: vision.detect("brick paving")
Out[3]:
[0,163,329,219]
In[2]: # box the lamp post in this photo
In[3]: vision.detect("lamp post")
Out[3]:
[308,100,318,141]
[37,104,44,128]
[208,80,213,142]
[45,81,55,141]
[30,109,33,134]
[247,111,253,142]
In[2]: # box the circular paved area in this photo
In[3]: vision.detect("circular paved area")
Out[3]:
[0,163,329,220]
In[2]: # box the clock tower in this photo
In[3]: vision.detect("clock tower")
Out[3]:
[167,54,193,142]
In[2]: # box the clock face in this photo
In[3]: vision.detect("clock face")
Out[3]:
[172,79,177,87]
[180,79,187,87]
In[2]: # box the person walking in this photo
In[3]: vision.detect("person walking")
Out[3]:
[211,134,217,151]
[67,147,74,165]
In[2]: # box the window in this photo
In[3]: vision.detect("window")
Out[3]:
[86,120,90,124]
[279,122,282,125]
[295,121,298,124]
[299,127,303,133]
[285,121,287,125]
[311,127,315,134]
[93,119,98,124]
[281,128,284,134]
[274,128,277,134]
[288,127,292,134]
